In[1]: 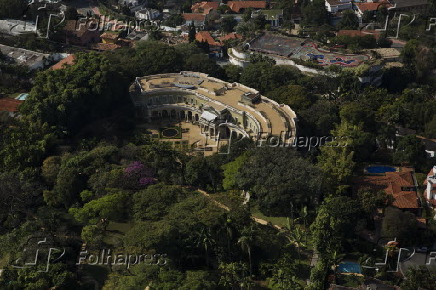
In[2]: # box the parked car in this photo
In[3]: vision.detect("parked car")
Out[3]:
[416,246,428,253]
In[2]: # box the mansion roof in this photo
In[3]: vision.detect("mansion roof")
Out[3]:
[353,168,419,209]
[130,72,297,137]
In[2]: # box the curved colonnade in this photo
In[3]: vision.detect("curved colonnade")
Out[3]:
[129,71,298,145]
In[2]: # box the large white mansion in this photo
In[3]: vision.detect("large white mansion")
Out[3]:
[129,71,297,143]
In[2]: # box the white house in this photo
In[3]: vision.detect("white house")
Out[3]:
[424,166,436,214]
[325,0,352,13]
[0,44,50,70]
[120,0,140,7]
[135,8,161,20]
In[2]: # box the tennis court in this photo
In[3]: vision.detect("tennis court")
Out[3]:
[249,33,370,67]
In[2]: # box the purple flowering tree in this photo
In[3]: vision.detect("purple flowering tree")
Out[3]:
[123,161,156,189]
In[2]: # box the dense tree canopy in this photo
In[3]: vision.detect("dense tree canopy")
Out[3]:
[236,148,321,216]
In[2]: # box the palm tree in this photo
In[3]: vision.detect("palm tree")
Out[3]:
[298,206,309,243]
[224,213,235,259]
[330,250,346,271]
[278,218,306,261]
[238,226,255,276]
[195,226,216,267]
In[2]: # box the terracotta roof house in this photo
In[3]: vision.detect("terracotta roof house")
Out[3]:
[354,1,392,21]
[100,31,121,44]
[337,29,381,39]
[424,166,436,210]
[355,1,392,13]
[63,20,100,47]
[183,13,207,27]
[227,1,267,13]
[353,168,420,213]
[50,54,76,70]
[219,32,242,42]
[196,31,221,46]
[191,1,220,14]
[90,43,122,51]
[0,98,23,122]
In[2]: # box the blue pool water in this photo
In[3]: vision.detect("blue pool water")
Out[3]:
[366,166,396,174]
[337,262,362,274]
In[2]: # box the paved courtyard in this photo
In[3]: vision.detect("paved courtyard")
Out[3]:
[138,120,228,156]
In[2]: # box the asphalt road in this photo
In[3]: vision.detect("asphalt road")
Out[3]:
[400,250,436,274]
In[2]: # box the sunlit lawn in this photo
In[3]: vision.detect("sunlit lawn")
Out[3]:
[250,207,290,229]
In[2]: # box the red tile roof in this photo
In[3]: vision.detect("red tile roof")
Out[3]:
[355,1,392,12]
[191,1,220,14]
[227,1,267,13]
[196,31,221,46]
[0,98,23,112]
[219,32,242,41]
[50,54,76,70]
[100,32,120,40]
[64,20,95,37]
[353,168,419,209]
[90,43,121,51]
[337,29,381,39]
[183,13,206,21]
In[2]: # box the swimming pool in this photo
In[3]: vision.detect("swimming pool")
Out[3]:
[366,166,396,174]
[337,262,362,274]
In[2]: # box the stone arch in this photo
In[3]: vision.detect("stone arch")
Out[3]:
[195,114,199,122]
[170,109,176,118]
[188,111,193,121]
[180,110,186,120]
[162,110,169,118]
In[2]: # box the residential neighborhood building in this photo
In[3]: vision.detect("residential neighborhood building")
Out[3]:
[253,9,283,27]
[191,1,220,14]
[135,8,161,20]
[424,166,436,212]
[325,0,352,13]
[227,1,267,13]
[182,13,207,27]
[336,29,381,39]
[353,168,420,214]
[196,31,223,57]
[0,44,50,70]
[100,31,122,44]
[63,20,100,46]
[354,0,392,22]
[50,54,76,70]
[0,98,23,122]
[195,31,221,46]
[219,32,242,42]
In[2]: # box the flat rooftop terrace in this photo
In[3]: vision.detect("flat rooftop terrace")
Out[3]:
[134,72,297,136]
